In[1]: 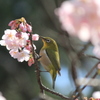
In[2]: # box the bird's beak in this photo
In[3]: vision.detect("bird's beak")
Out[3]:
[39,36,46,40]
[39,36,44,39]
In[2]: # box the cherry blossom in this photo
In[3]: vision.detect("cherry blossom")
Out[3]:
[28,57,34,66]
[32,34,39,41]
[9,49,30,62]
[0,17,39,66]
[55,0,100,57]
[19,22,32,32]
[8,17,32,33]
[0,29,29,50]
[55,0,100,42]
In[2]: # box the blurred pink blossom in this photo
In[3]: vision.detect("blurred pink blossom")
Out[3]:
[55,0,100,57]
[92,91,100,99]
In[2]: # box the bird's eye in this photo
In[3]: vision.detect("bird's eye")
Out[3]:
[46,39,50,43]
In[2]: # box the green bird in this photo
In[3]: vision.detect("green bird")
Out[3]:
[39,36,61,89]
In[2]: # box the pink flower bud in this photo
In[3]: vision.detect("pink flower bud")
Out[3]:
[26,24,32,32]
[8,20,15,27]
[28,57,34,66]
[8,20,18,29]
[19,23,27,32]
[32,34,39,41]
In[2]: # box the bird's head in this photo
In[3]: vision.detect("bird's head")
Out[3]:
[40,36,58,50]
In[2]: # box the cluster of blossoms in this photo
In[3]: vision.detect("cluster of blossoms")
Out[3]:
[55,0,100,57]
[0,17,39,66]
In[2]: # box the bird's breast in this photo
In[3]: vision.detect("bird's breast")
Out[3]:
[39,49,52,71]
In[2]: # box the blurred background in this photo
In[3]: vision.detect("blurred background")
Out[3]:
[0,0,100,100]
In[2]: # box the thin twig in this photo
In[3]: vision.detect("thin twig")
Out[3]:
[72,42,97,97]
[73,61,100,94]
[81,54,100,60]
[85,62,100,78]
[78,42,91,57]
[29,29,44,93]
[74,72,98,99]
[34,61,44,93]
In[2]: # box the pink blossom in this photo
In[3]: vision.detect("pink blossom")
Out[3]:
[8,20,19,29]
[0,17,39,66]
[32,34,39,41]
[55,0,100,42]
[28,57,34,66]
[0,40,6,46]
[55,0,100,57]
[19,32,29,47]
[19,23,27,32]
[0,29,19,50]
[0,29,29,50]
[25,44,32,51]
[9,49,30,62]
[16,49,30,62]
[16,32,22,39]
[8,17,32,33]
[0,29,35,64]
[9,49,21,59]
[26,23,32,32]
[19,23,32,32]
[2,29,17,40]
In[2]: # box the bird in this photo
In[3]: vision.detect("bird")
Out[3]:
[39,36,61,89]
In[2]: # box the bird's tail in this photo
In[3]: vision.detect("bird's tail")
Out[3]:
[49,70,57,89]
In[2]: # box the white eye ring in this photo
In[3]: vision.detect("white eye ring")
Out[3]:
[46,39,50,43]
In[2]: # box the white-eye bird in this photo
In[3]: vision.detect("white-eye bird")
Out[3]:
[39,36,61,89]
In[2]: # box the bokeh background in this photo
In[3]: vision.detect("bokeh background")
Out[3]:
[0,0,100,100]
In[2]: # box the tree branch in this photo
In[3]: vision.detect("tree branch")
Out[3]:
[34,60,70,100]
[29,27,70,99]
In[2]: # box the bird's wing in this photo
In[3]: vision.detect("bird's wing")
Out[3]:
[46,48,60,71]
